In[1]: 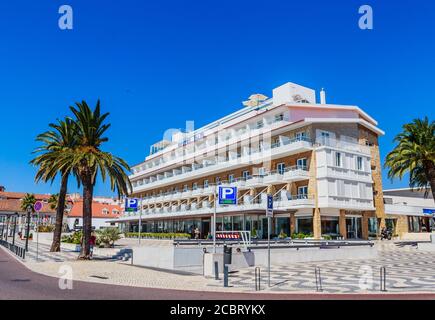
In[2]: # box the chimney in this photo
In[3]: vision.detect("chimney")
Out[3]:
[320,88,326,104]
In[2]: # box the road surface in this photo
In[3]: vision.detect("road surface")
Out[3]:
[1,247,435,300]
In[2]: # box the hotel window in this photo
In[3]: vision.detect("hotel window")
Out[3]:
[320,131,330,145]
[297,158,307,170]
[216,177,221,185]
[335,152,342,167]
[102,208,109,215]
[183,184,188,192]
[174,187,178,193]
[256,120,264,129]
[296,131,307,141]
[192,183,198,190]
[277,163,286,175]
[112,209,119,215]
[297,186,308,199]
[242,170,250,180]
[336,180,345,197]
[258,167,266,176]
[274,113,284,122]
[228,174,235,183]
[359,183,367,199]
[357,156,364,171]
[273,137,280,147]
[203,180,209,188]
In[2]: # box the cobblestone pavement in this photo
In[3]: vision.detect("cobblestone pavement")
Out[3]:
[8,239,435,294]
[225,246,435,293]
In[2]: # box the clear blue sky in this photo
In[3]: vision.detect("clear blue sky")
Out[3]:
[0,0,434,196]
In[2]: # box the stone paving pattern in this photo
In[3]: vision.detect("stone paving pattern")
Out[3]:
[9,239,435,294]
[227,244,435,293]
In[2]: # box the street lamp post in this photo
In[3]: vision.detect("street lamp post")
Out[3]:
[12,213,18,246]
[25,205,32,251]
[5,216,9,242]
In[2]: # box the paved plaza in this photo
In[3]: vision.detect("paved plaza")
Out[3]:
[226,244,435,293]
[3,238,435,295]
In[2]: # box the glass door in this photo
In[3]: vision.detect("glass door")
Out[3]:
[346,217,362,239]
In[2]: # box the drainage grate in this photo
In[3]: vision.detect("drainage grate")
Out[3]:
[89,275,109,280]
[11,279,31,282]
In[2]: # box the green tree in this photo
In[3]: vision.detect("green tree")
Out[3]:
[20,193,36,212]
[385,117,435,201]
[31,118,77,252]
[65,100,131,259]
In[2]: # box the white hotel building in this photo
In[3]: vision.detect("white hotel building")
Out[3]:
[121,82,389,240]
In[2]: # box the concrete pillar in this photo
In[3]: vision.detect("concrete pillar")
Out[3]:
[339,210,347,239]
[266,185,275,194]
[362,212,369,240]
[313,208,321,239]
[290,212,296,236]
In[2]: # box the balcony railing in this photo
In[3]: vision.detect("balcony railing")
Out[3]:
[132,137,313,190]
[123,192,315,218]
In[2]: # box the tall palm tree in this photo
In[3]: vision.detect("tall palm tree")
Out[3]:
[20,193,36,212]
[64,100,131,259]
[385,117,435,201]
[30,118,77,252]
[48,194,59,211]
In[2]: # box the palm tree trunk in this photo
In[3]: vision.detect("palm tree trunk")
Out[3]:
[50,174,69,252]
[79,174,93,260]
[424,160,435,203]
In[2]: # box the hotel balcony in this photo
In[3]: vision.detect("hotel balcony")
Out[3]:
[131,136,313,192]
[121,192,315,220]
[133,166,310,209]
[130,117,293,178]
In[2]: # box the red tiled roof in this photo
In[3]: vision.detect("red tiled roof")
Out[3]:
[67,200,123,219]
[0,191,52,201]
[0,199,56,214]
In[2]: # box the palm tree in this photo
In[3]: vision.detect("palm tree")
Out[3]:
[65,100,131,259]
[20,193,36,212]
[30,118,77,252]
[48,194,59,211]
[385,117,435,201]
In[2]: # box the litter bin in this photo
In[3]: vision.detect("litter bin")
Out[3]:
[223,245,232,265]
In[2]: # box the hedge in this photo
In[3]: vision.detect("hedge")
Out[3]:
[125,232,191,239]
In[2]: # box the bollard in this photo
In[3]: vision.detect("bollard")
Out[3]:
[255,267,261,291]
[315,267,323,292]
[214,261,219,280]
[380,266,387,292]
[224,265,229,287]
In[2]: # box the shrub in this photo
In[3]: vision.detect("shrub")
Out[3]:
[61,231,82,244]
[278,231,288,239]
[37,225,55,233]
[125,232,191,240]
[96,228,121,248]
[291,232,313,239]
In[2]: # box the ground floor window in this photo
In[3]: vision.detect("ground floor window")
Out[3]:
[296,217,313,235]
[321,217,339,236]
[385,218,397,234]
[368,217,378,238]
[408,216,421,233]
[275,217,290,238]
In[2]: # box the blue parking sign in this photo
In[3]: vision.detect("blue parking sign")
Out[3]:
[218,187,237,205]
[267,194,273,217]
[125,198,139,212]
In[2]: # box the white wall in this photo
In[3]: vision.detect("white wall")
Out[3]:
[67,217,117,230]
[316,148,374,210]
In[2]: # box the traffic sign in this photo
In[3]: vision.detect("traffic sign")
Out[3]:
[218,187,237,205]
[266,194,273,217]
[34,201,43,212]
[125,198,139,212]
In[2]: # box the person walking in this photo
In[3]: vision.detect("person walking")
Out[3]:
[89,232,97,258]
